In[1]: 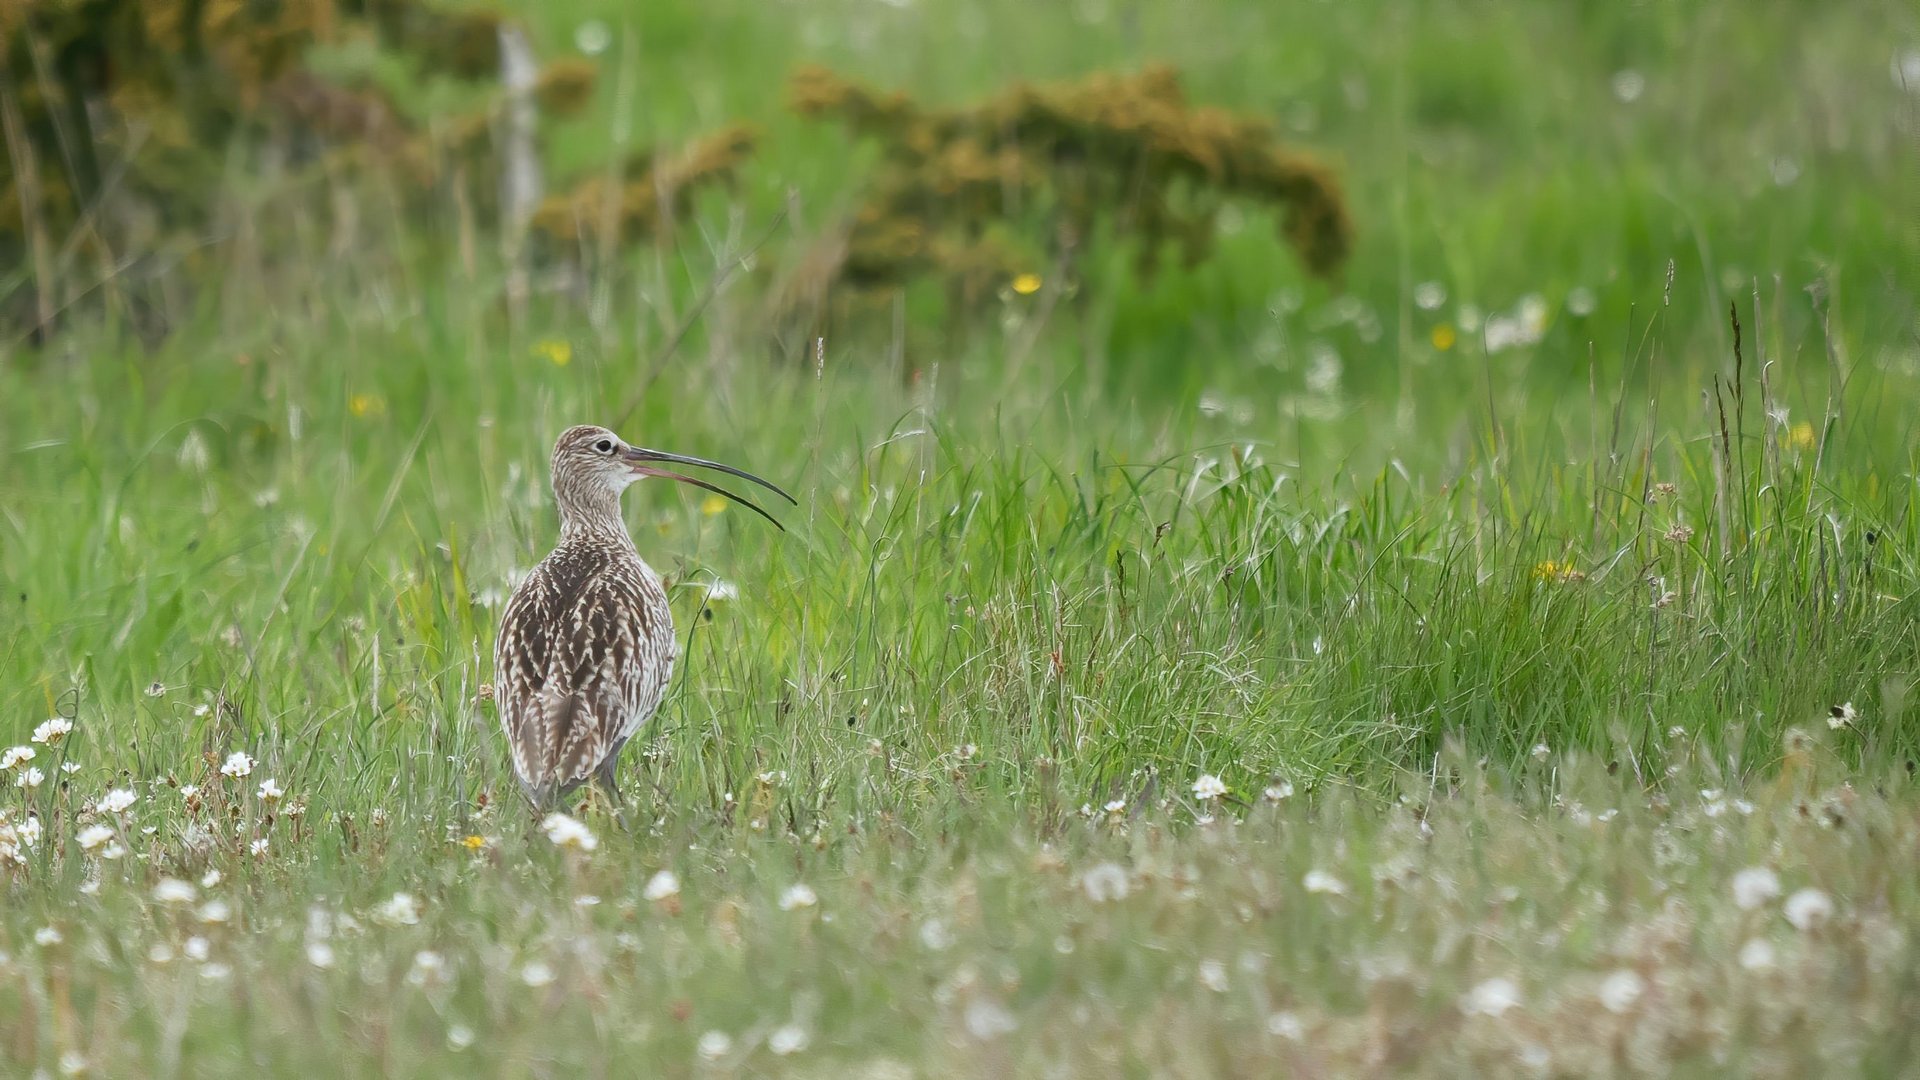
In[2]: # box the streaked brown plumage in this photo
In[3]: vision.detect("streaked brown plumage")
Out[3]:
[495,424,792,810]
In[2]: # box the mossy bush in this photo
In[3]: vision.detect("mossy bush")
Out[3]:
[785,63,1352,311]
[0,0,740,337]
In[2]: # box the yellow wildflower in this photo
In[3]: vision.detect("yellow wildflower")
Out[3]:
[1430,323,1456,351]
[700,494,728,516]
[349,393,386,418]
[1010,272,1043,296]
[461,835,487,851]
[534,339,573,367]
[1532,560,1586,583]
[1786,421,1815,451]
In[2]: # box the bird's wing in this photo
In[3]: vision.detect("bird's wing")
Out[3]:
[495,551,666,803]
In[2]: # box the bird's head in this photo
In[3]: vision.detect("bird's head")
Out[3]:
[550,424,795,529]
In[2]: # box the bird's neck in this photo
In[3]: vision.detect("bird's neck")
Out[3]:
[556,492,634,548]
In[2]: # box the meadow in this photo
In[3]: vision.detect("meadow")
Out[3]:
[2,0,1919,1074]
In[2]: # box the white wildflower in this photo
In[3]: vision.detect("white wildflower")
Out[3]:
[919,918,954,951]
[198,900,232,924]
[1197,959,1230,993]
[1531,743,1550,762]
[1263,779,1294,801]
[1191,774,1228,800]
[1829,702,1857,729]
[60,762,80,775]
[407,950,447,987]
[306,942,336,969]
[35,927,62,946]
[1081,862,1130,903]
[220,752,255,779]
[375,892,422,926]
[520,961,555,987]
[1267,1011,1306,1040]
[1731,867,1782,910]
[31,718,72,746]
[643,870,681,901]
[1738,938,1777,971]
[964,1000,1017,1040]
[696,1031,733,1061]
[1783,888,1834,931]
[1,746,34,770]
[1303,869,1348,896]
[778,883,819,910]
[76,824,115,851]
[16,767,43,789]
[1464,976,1522,1017]
[257,779,283,802]
[573,19,612,56]
[152,878,197,904]
[1611,69,1646,104]
[98,789,136,814]
[201,869,222,889]
[540,812,598,852]
[1598,969,1644,1013]
[768,1024,810,1056]
[249,838,269,857]
[447,1024,474,1051]
[183,936,210,961]
[58,1051,87,1077]
[180,785,199,799]
[1516,294,1549,336]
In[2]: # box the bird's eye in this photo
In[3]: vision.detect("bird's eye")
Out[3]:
[594,439,614,454]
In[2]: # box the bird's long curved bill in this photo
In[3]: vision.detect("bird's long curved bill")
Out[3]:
[623,446,796,529]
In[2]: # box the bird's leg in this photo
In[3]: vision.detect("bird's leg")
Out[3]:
[595,763,634,833]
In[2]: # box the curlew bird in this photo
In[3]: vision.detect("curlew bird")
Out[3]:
[495,424,792,814]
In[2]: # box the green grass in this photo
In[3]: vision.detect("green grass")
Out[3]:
[4,0,1920,1073]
